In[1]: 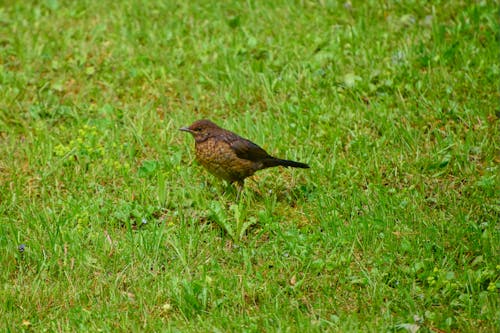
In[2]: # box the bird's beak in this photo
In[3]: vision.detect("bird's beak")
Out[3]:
[179,126,192,133]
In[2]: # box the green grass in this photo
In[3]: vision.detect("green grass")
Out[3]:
[1,0,499,331]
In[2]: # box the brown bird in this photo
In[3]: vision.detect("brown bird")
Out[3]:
[180,119,309,189]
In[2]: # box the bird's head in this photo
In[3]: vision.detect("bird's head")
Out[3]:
[180,119,220,142]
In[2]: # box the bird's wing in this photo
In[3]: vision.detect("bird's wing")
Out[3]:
[222,133,271,162]
[230,139,271,161]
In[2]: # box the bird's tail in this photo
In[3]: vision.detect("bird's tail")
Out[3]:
[264,158,310,169]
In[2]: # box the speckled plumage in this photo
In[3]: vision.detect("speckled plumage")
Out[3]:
[180,119,309,187]
[195,137,261,182]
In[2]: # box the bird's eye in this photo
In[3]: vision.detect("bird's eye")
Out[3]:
[194,127,202,132]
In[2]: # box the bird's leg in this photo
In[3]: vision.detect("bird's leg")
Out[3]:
[234,180,244,200]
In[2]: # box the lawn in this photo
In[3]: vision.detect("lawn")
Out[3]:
[0,0,498,331]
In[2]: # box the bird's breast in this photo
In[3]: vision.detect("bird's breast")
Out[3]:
[194,138,259,182]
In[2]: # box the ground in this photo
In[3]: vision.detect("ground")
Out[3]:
[0,0,498,331]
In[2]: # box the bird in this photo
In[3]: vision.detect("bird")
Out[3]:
[180,119,309,189]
